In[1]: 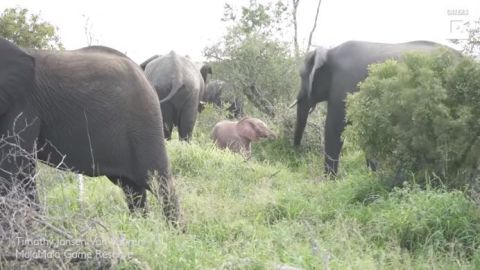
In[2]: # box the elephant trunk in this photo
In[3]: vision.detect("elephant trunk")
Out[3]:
[293,98,310,146]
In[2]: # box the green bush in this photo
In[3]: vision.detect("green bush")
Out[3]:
[207,34,298,117]
[345,50,480,188]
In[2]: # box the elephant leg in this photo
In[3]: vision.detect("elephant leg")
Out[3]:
[147,172,182,228]
[324,102,345,176]
[164,126,173,141]
[178,103,197,141]
[0,110,40,204]
[108,176,147,215]
[244,142,252,159]
[161,104,174,140]
[366,158,378,171]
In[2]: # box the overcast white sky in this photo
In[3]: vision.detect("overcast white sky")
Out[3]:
[1,0,479,63]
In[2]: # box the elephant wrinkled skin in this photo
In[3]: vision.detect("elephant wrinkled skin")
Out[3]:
[142,52,212,141]
[212,117,276,158]
[0,38,181,227]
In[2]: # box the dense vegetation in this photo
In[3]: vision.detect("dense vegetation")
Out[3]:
[2,107,478,269]
[8,129,480,268]
[204,1,299,117]
[345,50,480,190]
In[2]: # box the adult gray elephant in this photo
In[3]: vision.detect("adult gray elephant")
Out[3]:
[142,52,212,140]
[203,80,244,119]
[0,38,181,227]
[293,40,449,176]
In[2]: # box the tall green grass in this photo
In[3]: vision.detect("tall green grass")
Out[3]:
[24,138,480,269]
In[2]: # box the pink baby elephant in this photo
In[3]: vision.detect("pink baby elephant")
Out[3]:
[211,117,276,157]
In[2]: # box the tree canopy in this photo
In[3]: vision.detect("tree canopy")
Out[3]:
[204,1,298,117]
[0,7,63,49]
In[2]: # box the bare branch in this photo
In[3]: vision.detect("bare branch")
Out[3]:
[84,111,96,174]
[241,83,276,117]
[31,216,73,240]
[292,0,300,59]
[306,0,322,52]
[82,14,98,46]
[0,128,126,268]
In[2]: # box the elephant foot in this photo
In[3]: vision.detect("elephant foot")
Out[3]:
[162,193,186,232]
[324,165,338,178]
[165,207,186,233]
[366,158,378,171]
[148,173,186,232]
[109,176,148,216]
[125,193,148,217]
[324,154,339,177]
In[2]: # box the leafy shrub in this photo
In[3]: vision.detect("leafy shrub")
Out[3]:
[207,34,299,117]
[204,0,299,117]
[345,50,480,188]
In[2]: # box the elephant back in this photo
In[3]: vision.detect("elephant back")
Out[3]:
[144,51,204,104]
[79,46,128,58]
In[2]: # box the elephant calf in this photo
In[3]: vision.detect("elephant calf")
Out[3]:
[211,117,276,158]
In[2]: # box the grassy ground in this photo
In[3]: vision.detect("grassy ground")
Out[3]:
[25,137,480,269]
[5,107,479,269]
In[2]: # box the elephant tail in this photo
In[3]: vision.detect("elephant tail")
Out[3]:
[140,54,161,70]
[159,80,184,104]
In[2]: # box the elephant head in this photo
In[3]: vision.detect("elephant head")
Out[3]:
[294,46,330,146]
[298,46,329,101]
[237,117,276,142]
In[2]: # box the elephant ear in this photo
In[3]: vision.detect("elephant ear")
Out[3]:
[236,117,257,141]
[237,117,275,141]
[307,46,328,98]
[250,118,276,139]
